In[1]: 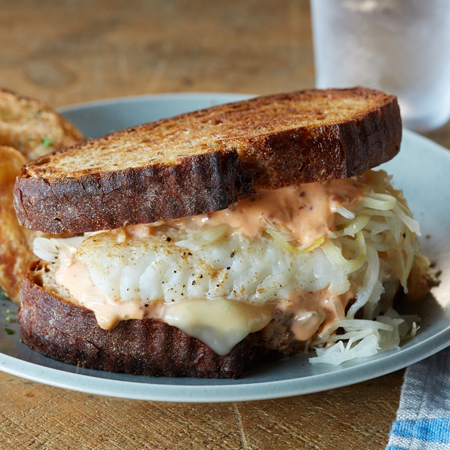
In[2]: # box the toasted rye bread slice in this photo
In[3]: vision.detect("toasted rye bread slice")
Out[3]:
[0,88,84,160]
[18,261,284,379]
[14,87,401,233]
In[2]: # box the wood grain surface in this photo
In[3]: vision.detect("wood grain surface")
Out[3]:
[0,0,314,107]
[0,0,448,448]
[0,369,403,450]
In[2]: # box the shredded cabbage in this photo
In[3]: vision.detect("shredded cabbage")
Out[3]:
[322,230,367,275]
[358,192,397,210]
[310,334,379,365]
[265,225,324,255]
[33,236,88,262]
[334,206,355,220]
[310,308,420,365]
[307,170,427,365]
[326,170,423,305]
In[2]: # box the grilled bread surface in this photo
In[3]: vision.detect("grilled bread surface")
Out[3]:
[0,88,84,160]
[18,261,282,379]
[14,87,401,233]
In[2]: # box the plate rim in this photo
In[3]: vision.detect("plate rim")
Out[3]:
[57,91,256,114]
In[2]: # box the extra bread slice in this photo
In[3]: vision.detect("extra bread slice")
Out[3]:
[14,87,401,234]
[18,261,286,379]
[0,88,84,160]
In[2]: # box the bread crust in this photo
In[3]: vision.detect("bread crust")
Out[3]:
[18,262,279,379]
[15,150,253,233]
[14,87,401,233]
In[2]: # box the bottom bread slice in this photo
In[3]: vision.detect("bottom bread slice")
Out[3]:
[18,261,294,379]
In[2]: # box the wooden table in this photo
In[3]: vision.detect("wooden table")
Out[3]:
[1,1,449,448]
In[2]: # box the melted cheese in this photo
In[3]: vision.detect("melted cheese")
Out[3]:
[163,298,274,355]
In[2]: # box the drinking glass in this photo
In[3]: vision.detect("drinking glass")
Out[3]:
[310,0,450,132]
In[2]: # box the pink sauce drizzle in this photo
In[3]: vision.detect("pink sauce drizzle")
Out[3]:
[175,178,365,246]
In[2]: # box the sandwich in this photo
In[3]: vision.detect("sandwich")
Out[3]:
[13,87,431,378]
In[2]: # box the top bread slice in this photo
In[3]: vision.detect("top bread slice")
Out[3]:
[14,87,402,234]
[0,88,84,160]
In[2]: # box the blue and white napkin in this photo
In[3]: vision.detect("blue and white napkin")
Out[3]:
[386,346,450,449]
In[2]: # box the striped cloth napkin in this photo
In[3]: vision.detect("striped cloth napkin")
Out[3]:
[386,346,450,449]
